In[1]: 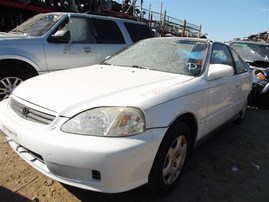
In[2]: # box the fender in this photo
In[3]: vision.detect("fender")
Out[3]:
[0,54,45,73]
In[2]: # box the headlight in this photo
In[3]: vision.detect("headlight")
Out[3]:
[61,107,145,137]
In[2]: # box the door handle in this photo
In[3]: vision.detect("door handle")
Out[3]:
[83,48,91,53]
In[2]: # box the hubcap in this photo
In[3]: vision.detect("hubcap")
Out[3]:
[0,77,23,100]
[163,135,187,185]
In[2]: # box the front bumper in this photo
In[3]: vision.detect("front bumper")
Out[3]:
[0,99,166,193]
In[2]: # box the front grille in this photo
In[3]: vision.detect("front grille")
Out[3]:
[10,98,55,125]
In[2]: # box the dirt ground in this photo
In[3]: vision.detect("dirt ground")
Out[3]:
[1,106,269,202]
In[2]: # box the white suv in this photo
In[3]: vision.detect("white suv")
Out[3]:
[0,12,153,100]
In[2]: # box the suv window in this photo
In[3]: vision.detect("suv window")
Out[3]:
[124,22,153,42]
[230,48,248,74]
[210,43,233,67]
[92,18,125,44]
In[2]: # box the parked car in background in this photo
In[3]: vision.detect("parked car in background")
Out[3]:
[0,12,153,101]
[230,41,269,108]
[0,37,252,195]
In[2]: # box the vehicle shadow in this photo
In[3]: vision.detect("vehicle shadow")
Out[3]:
[0,186,32,202]
[63,184,156,202]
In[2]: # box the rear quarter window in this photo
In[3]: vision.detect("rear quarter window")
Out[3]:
[230,48,248,74]
[124,22,153,43]
[91,18,125,44]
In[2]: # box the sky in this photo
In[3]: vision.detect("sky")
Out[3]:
[139,0,269,42]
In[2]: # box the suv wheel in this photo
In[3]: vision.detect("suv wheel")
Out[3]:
[0,73,26,101]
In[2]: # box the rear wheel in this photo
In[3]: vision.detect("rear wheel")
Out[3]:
[148,121,191,195]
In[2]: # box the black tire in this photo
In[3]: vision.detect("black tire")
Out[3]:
[0,70,30,101]
[148,121,191,195]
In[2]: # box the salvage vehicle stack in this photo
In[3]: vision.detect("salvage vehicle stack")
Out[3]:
[0,0,268,198]
[230,40,269,109]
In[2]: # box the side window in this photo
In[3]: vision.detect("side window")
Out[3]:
[56,17,95,43]
[124,22,153,42]
[210,43,233,67]
[230,48,248,74]
[91,18,125,44]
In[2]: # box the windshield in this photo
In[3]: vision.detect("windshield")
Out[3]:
[9,13,63,37]
[104,38,208,76]
[230,42,269,60]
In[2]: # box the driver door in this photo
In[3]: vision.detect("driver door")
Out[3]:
[44,17,97,72]
[204,43,241,133]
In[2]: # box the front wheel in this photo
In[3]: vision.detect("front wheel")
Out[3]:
[0,77,24,100]
[148,121,191,195]
[0,73,28,101]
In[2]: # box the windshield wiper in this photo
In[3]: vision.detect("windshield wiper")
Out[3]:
[100,61,111,65]
[132,65,149,70]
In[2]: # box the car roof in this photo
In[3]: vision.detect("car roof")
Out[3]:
[45,12,149,25]
[230,40,269,46]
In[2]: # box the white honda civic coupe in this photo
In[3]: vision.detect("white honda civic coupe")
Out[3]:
[0,37,252,195]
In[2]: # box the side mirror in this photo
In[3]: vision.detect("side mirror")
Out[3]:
[207,64,234,80]
[48,30,71,43]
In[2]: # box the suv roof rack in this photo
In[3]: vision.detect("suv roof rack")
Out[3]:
[85,9,148,23]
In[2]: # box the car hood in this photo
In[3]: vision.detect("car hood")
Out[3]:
[13,65,194,116]
[0,32,42,45]
[0,32,28,39]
